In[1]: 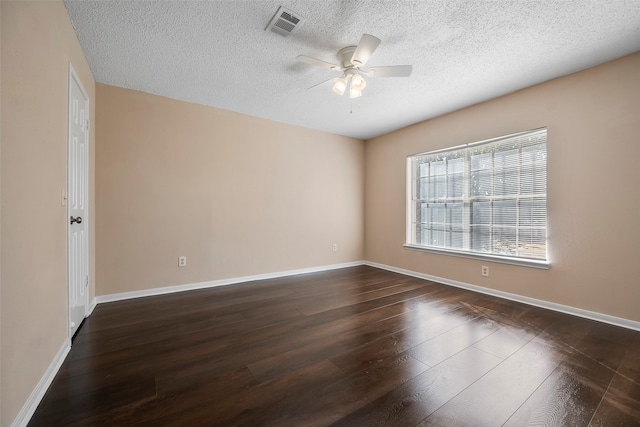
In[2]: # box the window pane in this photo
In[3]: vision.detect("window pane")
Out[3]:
[431,229,445,247]
[448,203,464,231]
[535,168,547,194]
[494,148,519,169]
[472,201,491,225]
[494,168,519,196]
[431,160,446,176]
[429,203,446,225]
[521,143,546,166]
[518,228,546,259]
[521,168,547,195]
[408,129,547,262]
[416,223,427,245]
[471,170,492,197]
[471,152,492,171]
[493,200,517,226]
[418,161,429,178]
[448,173,465,198]
[416,202,427,224]
[519,198,546,226]
[417,177,429,199]
[449,231,464,249]
[431,176,446,199]
[471,225,491,253]
[449,157,464,174]
[493,227,517,256]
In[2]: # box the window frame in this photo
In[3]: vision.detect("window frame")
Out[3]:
[404,128,550,269]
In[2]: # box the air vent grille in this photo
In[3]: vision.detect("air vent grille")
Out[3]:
[266,6,303,37]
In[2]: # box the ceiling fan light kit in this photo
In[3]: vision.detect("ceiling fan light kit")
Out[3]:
[333,76,348,95]
[332,69,367,98]
[297,33,413,99]
[352,74,366,90]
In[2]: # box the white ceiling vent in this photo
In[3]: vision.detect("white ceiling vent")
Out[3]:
[265,6,303,37]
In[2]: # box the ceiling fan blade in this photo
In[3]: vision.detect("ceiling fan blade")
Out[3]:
[296,55,342,71]
[350,34,381,67]
[307,77,337,90]
[367,65,413,77]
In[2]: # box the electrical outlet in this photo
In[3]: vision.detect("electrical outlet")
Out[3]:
[481,265,489,277]
[178,256,187,267]
[332,244,338,252]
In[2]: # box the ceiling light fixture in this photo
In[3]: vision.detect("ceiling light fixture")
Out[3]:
[333,75,348,95]
[297,34,413,101]
[349,85,362,99]
[337,70,366,98]
[351,73,366,91]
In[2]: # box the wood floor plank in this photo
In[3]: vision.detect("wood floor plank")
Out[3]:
[27,266,640,426]
[536,311,597,349]
[572,322,636,371]
[249,301,474,383]
[418,339,562,426]
[174,300,413,387]
[83,360,340,427]
[329,347,503,427]
[265,353,430,427]
[503,349,615,426]
[588,372,640,425]
[246,302,417,382]
[62,288,430,381]
[28,371,156,426]
[69,310,249,359]
[407,316,499,367]
[148,359,343,427]
[152,292,424,390]
[588,330,640,425]
[471,326,530,359]
[298,281,430,315]
[614,330,640,383]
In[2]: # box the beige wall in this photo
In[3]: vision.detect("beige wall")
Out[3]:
[0,1,95,425]
[96,84,364,296]
[365,52,640,322]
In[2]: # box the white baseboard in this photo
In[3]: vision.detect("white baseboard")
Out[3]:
[11,339,71,427]
[364,261,640,332]
[96,261,365,304]
[96,259,640,331]
[87,297,97,316]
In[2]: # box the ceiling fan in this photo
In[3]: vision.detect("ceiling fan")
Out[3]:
[297,34,413,99]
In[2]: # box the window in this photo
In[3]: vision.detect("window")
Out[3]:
[405,128,548,268]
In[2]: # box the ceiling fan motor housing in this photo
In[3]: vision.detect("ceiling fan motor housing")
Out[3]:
[337,46,358,68]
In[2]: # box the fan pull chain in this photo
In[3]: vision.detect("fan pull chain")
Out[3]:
[349,100,361,114]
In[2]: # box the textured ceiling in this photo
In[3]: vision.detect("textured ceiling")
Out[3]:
[64,1,640,140]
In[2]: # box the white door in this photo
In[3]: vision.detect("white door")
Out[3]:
[68,65,89,338]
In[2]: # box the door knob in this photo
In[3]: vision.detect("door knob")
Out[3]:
[70,216,83,224]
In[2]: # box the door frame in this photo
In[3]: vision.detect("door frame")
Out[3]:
[68,63,90,340]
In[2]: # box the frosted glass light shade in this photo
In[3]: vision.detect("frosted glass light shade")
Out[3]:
[333,77,348,95]
[352,74,367,91]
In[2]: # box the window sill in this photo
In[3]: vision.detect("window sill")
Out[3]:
[403,244,550,270]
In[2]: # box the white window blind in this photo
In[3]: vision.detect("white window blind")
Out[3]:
[406,128,548,267]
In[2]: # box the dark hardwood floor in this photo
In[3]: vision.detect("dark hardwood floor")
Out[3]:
[29,266,640,426]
